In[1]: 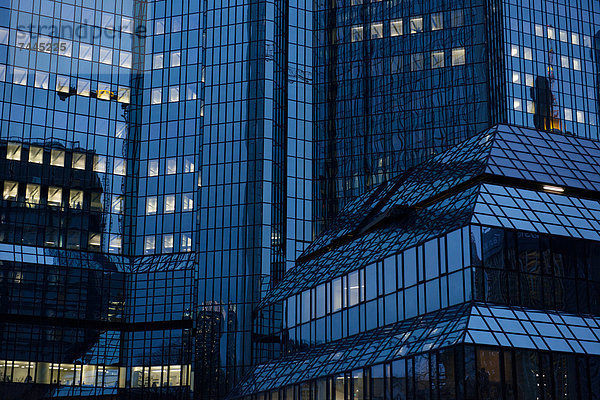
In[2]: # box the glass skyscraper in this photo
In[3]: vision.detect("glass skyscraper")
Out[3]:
[0,0,598,400]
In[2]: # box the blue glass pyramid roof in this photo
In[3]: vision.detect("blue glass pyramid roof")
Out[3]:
[261,125,600,306]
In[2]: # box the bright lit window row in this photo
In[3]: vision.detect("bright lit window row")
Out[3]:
[146,194,194,215]
[0,360,191,388]
[152,51,183,69]
[147,157,195,177]
[0,66,131,104]
[512,98,588,123]
[510,45,585,71]
[532,24,594,48]
[150,85,198,104]
[351,11,464,42]
[2,181,101,210]
[409,49,467,70]
[144,233,193,253]
[4,142,116,173]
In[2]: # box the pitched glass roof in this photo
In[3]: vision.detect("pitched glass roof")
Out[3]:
[262,125,600,306]
[232,304,600,397]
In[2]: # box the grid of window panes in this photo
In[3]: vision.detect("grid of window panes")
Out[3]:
[233,345,600,400]
[503,0,600,138]
[313,0,492,234]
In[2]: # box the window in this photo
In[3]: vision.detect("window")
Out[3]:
[169,86,179,102]
[25,184,41,205]
[564,108,573,121]
[411,53,424,71]
[183,194,193,211]
[547,27,555,39]
[79,43,93,61]
[99,47,112,64]
[112,195,123,213]
[50,150,65,167]
[451,10,464,27]
[113,158,126,175]
[6,142,22,160]
[29,146,43,163]
[145,236,155,254]
[452,48,466,66]
[561,55,569,68]
[181,234,192,252]
[371,23,383,39]
[72,153,86,170]
[348,271,360,307]
[77,79,91,96]
[90,192,102,211]
[431,13,443,31]
[391,19,403,36]
[89,233,101,250]
[56,75,70,93]
[510,45,519,57]
[559,30,568,42]
[573,58,581,71]
[147,196,158,215]
[351,26,363,42]
[122,17,134,33]
[184,158,195,173]
[410,17,423,33]
[0,27,8,44]
[163,234,174,252]
[47,187,62,207]
[513,99,522,111]
[153,54,163,69]
[527,100,535,114]
[58,40,72,57]
[431,51,444,68]
[512,72,520,83]
[155,19,165,35]
[94,155,106,173]
[165,195,175,213]
[524,47,532,60]
[97,83,111,100]
[148,160,159,176]
[535,24,544,37]
[109,235,121,253]
[117,88,130,104]
[571,33,580,45]
[152,88,162,104]
[525,74,534,87]
[186,84,197,100]
[34,71,49,89]
[171,51,181,67]
[332,278,343,311]
[69,190,83,208]
[13,67,28,86]
[167,158,177,174]
[119,51,132,68]
[3,181,18,200]
[577,111,585,123]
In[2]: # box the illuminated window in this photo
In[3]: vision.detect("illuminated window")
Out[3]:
[411,53,424,71]
[72,153,86,170]
[89,233,101,250]
[524,47,532,60]
[79,43,93,61]
[527,100,535,114]
[148,160,159,176]
[97,83,111,100]
[153,54,163,69]
[559,30,568,42]
[573,58,581,71]
[561,55,569,68]
[119,51,132,68]
[182,234,192,252]
[163,234,174,252]
[47,187,62,207]
[167,158,177,174]
[571,33,580,45]
[431,51,444,68]
[34,71,49,89]
[371,23,383,39]
[94,155,107,173]
[56,75,70,93]
[431,13,443,31]
[410,17,423,33]
[90,192,102,211]
[25,184,41,205]
[577,111,585,123]
[182,194,193,211]
[145,236,155,254]
[155,19,165,35]
[99,47,112,64]
[510,45,519,57]
[186,84,197,100]
[390,19,403,36]
[535,24,544,37]
[169,86,179,102]
[122,17,134,33]
[13,67,28,86]
[512,72,520,83]
[171,51,181,67]
[165,195,175,213]
[69,190,83,208]
[584,35,592,47]
[109,235,121,253]
[547,27,555,39]
[564,108,573,121]
[513,99,522,111]
[332,277,342,311]
[151,88,162,104]
[3,181,18,200]
[146,196,158,215]
[29,146,43,163]
[184,157,195,173]
[6,142,22,160]
[451,10,464,27]
[113,158,126,175]
[348,271,360,306]
[351,26,363,42]
[117,87,130,104]
[112,195,123,213]
[452,48,466,66]
[50,149,65,167]
[77,79,91,96]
